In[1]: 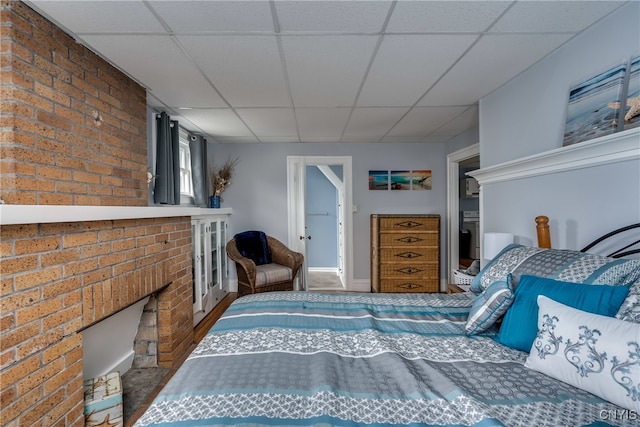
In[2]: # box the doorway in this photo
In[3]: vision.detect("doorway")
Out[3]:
[446,144,480,285]
[287,156,353,291]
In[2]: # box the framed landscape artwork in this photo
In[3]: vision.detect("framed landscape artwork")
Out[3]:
[390,170,411,190]
[411,170,432,190]
[369,170,432,191]
[368,170,388,190]
[563,60,627,146]
[623,53,640,132]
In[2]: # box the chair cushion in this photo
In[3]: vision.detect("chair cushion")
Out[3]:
[235,231,271,265]
[255,263,293,287]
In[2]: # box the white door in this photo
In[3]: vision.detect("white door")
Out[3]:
[287,157,308,290]
[287,156,353,291]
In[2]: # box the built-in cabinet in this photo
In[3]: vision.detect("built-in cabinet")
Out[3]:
[192,213,230,326]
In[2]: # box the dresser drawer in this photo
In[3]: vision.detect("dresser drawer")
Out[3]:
[379,217,439,231]
[379,233,439,247]
[379,263,438,279]
[379,279,439,293]
[379,247,438,262]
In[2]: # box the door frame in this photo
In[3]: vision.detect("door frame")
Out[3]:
[287,156,353,291]
[446,143,479,285]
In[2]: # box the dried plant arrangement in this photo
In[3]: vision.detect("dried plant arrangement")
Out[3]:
[209,157,239,197]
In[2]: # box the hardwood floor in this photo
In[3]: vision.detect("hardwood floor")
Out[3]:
[124,292,237,426]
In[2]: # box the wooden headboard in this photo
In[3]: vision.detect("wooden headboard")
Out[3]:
[535,215,551,249]
[535,215,640,258]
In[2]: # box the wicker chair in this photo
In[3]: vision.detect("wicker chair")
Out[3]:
[226,233,304,297]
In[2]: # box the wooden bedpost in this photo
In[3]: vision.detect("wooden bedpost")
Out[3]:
[536,215,551,248]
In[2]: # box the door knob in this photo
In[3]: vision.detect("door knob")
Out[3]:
[299,235,312,240]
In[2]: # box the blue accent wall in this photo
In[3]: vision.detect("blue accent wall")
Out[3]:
[306,166,339,268]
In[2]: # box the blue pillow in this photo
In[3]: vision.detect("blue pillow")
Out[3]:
[496,275,629,352]
[466,274,514,335]
[234,231,271,265]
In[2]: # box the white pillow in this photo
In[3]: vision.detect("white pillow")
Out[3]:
[525,295,640,412]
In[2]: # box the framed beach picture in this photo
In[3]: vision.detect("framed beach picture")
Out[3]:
[563,60,628,146]
[411,170,432,190]
[390,170,410,190]
[369,170,388,190]
[622,53,640,132]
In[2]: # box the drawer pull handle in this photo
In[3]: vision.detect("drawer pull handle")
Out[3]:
[395,220,422,228]
[396,267,423,275]
[397,236,422,243]
[396,252,421,259]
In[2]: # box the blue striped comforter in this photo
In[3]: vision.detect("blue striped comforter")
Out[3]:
[134,292,633,426]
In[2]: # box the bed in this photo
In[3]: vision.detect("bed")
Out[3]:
[134,222,640,427]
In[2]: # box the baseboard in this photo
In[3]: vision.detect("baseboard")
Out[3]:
[308,267,339,274]
[349,279,370,292]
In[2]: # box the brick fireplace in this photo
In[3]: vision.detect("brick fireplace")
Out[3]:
[0,2,195,425]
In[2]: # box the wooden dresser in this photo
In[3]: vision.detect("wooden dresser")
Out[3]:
[370,214,440,293]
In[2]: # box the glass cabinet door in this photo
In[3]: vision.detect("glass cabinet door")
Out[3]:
[191,222,197,305]
[200,222,210,298]
[193,215,230,327]
[209,219,219,289]
[220,219,227,289]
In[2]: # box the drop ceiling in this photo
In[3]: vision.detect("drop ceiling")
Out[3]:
[26,0,626,144]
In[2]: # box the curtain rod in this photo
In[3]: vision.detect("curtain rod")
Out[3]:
[154,112,203,141]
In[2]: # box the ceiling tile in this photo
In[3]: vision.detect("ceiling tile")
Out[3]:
[259,137,301,143]
[81,35,227,108]
[29,0,164,33]
[357,34,477,107]
[275,0,392,33]
[339,137,384,143]
[296,108,351,140]
[149,0,275,32]
[491,1,625,33]
[282,35,379,107]
[178,109,253,137]
[386,106,468,139]
[426,105,478,138]
[342,107,409,140]
[236,108,298,137]
[421,135,454,143]
[215,136,260,144]
[178,35,290,107]
[419,33,572,106]
[387,1,512,33]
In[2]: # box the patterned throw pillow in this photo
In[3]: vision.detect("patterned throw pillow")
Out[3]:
[465,275,514,335]
[617,277,640,323]
[525,296,640,412]
[469,244,640,322]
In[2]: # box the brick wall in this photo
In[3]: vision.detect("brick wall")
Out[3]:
[0,0,148,206]
[0,2,195,426]
[1,218,193,426]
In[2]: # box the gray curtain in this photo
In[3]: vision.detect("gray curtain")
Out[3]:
[153,112,180,205]
[189,135,209,206]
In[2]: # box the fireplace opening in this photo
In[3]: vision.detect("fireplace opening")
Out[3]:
[82,294,169,424]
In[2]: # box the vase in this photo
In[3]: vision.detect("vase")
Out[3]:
[209,195,220,208]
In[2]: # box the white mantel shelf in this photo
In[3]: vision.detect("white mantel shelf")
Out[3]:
[468,128,639,185]
[0,205,232,225]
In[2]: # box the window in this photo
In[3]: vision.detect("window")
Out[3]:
[178,130,193,198]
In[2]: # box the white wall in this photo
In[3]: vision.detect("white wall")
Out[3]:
[481,3,640,166]
[210,142,447,281]
[479,2,640,248]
